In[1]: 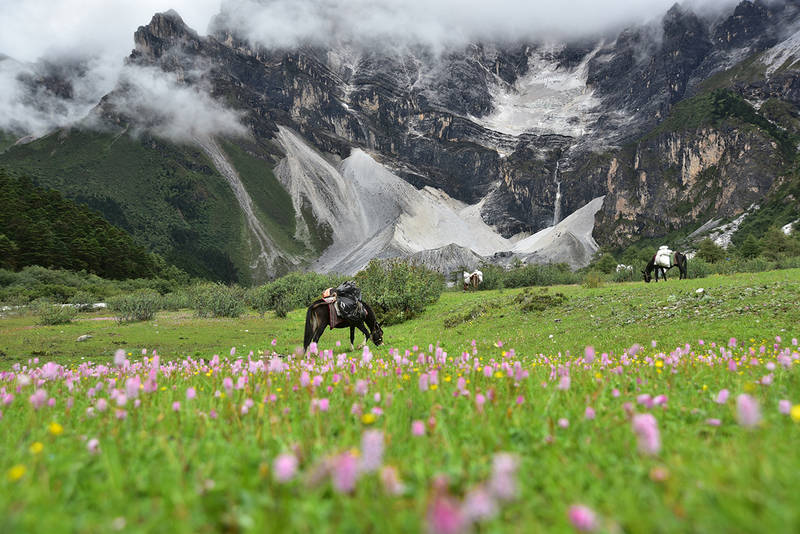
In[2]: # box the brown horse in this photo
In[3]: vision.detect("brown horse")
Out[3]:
[462,270,483,291]
[303,300,383,353]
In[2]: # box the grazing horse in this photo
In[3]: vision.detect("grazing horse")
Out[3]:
[643,250,688,282]
[462,270,483,290]
[303,300,383,353]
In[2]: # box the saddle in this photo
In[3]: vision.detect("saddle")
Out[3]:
[319,281,366,325]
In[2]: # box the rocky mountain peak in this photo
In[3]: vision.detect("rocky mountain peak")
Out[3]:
[132,10,200,60]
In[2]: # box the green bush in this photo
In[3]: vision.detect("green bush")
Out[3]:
[246,272,346,317]
[108,290,161,323]
[32,299,77,325]
[160,290,192,311]
[687,257,713,279]
[514,288,567,312]
[696,239,726,263]
[355,259,443,325]
[480,262,579,290]
[612,266,637,283]
[582,272,603,289]
[69,291,96,312]
[192,284,245,318]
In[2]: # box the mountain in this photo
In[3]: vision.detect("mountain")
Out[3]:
[1,0,799,281]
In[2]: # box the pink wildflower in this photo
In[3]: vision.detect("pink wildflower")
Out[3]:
[427,496,466,534]
[29,388,47,409]
[715,389,729,404]
[584,407,596,420]
[558,376,571,390]
[705,418,721,426]
[113,349,126,367]
[736,394,761,428]
[273,453,298,482]
[87,438,100,455]
[558,418,569,428]
[632,413,661,455]
[568,505,598,532]
[462,486,497,522]
[475,393,486,411]
[412,420,425,436]
[419,374,429,391]
[380,466,405,495]
[96,398,108,412]
[360,430,384,473]
[186,387,196,400]
[583,346,595,364]
[317,398,330,412]
[332,452,360,493]
[612,388,620,398]
[516,395,524,405]
[488,453,519,501]
[355,379,368,396]
[779,400,791,414]
[172,401,181,412]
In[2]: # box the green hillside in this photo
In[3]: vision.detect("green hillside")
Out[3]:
[0,129,313,284]
[0,169,159,279]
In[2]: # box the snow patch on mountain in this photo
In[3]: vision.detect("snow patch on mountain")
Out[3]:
[474,45,602,137]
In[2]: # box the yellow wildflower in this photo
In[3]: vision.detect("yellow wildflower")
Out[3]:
[361,413,376,425]
[7,465,25,482]
[790,405,800,423]
[29,442,44,455]
[48,422,64,436]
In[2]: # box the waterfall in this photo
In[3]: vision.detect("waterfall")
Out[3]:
[552,160,562,225]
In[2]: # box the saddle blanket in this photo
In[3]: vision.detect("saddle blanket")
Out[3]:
[328,302,342,329]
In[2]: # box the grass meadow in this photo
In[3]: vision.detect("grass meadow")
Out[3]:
[1,269,799,533]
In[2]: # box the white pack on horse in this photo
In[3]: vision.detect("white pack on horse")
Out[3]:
[643,246,688,282]
[463,270,483,290]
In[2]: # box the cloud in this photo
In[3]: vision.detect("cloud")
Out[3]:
[105,65,248,142]
[214,0,741,51]
[0,0,221,137]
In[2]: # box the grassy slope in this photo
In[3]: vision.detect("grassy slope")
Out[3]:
[2,269,798,367]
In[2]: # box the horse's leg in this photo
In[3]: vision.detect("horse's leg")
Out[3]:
[350,326,356,352]
[356,322,371,347]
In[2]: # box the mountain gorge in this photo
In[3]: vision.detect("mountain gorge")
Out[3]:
[1,0,799,282]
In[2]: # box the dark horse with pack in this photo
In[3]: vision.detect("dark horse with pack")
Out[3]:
[643,246,688,282]
[303,281,383,353]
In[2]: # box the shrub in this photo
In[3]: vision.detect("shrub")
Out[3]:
[246,272,345,317]
[687,257,712,279]
[480,262,579,290]
[69,291,96,312]
[612,267,637,283]
[192,284,245,318]
[161,290,192,311]
[696,238,726,263]
[108,290,161,323]
[32,299,77,325]
[582,272,603,289]
[514,288,567,312]
[355,259,443,325]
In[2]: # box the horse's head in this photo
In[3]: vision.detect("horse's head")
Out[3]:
[371,322,384,346]
[642,269,651,283]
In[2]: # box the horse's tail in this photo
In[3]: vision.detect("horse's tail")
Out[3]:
[303,304,316,350]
